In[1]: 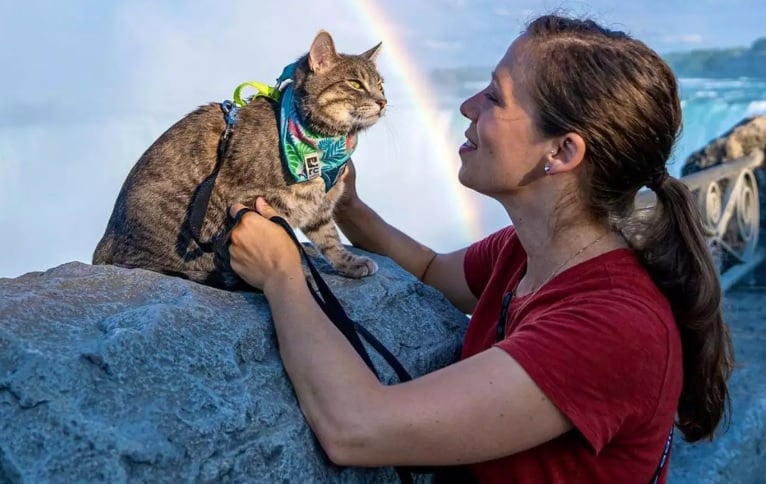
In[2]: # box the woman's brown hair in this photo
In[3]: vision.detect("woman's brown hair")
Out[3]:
[521,14,734,442]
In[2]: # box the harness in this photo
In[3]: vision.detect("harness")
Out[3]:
[189,63,354,251]
[233,63,356,191]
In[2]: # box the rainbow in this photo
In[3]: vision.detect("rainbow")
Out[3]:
[347,0,485,242]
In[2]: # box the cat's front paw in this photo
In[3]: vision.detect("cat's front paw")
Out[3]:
[333,254,378,278]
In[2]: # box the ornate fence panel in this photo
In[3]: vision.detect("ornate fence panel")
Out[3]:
[637,150,764,292]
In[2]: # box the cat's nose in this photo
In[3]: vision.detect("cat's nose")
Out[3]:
[376,99,387,110]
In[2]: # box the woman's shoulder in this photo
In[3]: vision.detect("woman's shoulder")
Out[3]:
[560,248,668,302]
[538,248,676,339]
[471,225,521,254]
[465,225,525,275]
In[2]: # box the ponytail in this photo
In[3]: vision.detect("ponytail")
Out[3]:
[630,177,734,442]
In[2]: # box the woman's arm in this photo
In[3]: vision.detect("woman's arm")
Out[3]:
[334,162,477,314]
[229,200,572,467]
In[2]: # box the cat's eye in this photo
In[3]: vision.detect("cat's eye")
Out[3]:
[348,80,364,90]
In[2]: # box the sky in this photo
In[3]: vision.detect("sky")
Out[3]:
[1,0,764,278]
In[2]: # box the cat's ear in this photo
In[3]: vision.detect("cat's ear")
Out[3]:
[361,41,383,62]
[309,30,339,73]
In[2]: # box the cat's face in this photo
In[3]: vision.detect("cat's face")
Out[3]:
[295,31,386,136]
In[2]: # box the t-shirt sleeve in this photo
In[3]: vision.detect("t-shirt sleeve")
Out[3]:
[496,294,669,454]
[463,226,517,298]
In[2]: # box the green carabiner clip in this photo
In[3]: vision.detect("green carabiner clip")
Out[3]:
[232,81,281,107]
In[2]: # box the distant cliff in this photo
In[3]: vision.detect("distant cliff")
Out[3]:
[664,37,766,78]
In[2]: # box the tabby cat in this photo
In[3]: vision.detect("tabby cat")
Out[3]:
[93,31,386,289]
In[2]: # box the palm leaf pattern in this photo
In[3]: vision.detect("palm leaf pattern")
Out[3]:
[317,138,346,164]
[283,143,305,178]
[278,81,356,189]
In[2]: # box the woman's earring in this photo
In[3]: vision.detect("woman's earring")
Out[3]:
[544,164,552,174]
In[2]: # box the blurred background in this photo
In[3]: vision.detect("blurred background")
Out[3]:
[1,0,765,278]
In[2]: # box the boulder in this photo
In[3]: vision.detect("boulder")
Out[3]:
[0,252,468,483]
[681,115,766,175]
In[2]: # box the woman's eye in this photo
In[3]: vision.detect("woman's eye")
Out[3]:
[484,91,498,102]
[348,80,363,90]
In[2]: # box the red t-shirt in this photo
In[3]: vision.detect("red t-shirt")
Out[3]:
[461,226,682,483]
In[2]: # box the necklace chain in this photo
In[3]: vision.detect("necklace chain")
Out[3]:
[498,231,612,341]
[515,231,609,298]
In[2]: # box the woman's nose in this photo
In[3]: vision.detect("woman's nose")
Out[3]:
[460,92,479,120]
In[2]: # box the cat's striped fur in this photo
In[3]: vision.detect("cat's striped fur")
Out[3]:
[93,31,386,289]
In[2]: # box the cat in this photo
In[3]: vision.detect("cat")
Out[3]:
[93,31,386,290]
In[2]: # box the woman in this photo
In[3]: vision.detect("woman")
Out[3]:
[227,14,733,483]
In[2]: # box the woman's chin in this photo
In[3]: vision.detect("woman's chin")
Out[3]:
[456,166,471,189]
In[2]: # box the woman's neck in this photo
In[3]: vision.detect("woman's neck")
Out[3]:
[503,197,627,296]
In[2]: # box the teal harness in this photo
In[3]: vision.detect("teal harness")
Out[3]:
[232,62,357,192]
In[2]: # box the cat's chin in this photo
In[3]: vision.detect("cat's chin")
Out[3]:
[351,116,383,131]
[312,112,381,134]
[329,120,378,135]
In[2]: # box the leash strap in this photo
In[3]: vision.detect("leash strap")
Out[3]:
[355,324,412,383]
[189,101,240,252]
[651,428,673,484]
[266,214,413,384]
[232,209,414,483]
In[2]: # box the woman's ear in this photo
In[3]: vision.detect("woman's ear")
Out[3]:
[545,134,586,174]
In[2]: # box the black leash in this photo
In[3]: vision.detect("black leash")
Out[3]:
[267,214,379,374]
[651,427,673,484]
[189,101,241,252]
[231,208,413,384]
[231,208,414,483]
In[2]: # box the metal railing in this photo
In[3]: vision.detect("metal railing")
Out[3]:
[636,150,764,292]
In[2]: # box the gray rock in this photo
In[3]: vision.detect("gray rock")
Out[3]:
[0,251,469,483]
[4,245,765,484]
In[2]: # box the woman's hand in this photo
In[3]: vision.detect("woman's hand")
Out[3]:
[228,198,303,290]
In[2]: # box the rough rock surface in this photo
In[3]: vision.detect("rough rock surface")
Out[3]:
[0,251,469,483]
[681,115,766,175]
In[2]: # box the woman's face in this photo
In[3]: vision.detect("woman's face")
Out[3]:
[458,37,552,197]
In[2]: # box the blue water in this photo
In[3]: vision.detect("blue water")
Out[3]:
[674,78,766,175]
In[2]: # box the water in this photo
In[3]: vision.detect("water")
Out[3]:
[1,73,764,279]
[674,78,766,172]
